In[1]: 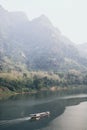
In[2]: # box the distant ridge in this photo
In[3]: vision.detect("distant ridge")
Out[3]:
[0,5,87,72]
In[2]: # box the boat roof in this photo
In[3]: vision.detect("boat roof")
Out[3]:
[30,111,50,116]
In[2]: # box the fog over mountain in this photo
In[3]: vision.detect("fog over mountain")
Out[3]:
[0,5,87,72]
[77,43,87,58]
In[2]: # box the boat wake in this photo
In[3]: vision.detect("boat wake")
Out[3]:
[0,117,31,127]
[0,111,50,128]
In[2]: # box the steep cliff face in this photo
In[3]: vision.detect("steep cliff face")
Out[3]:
[0,5,87,72]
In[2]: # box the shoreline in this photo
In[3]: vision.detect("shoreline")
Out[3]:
[0,85,87,100]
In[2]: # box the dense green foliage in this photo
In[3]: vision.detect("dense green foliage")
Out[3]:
[0,70,87,93]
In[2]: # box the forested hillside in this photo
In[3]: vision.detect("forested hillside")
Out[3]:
[0,5,87,95]
[0,70,87,96]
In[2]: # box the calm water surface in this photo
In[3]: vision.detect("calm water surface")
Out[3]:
[0,90,87,130]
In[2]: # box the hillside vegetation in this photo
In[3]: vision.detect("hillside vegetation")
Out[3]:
[0,5,87,97]
[0,70,87,96]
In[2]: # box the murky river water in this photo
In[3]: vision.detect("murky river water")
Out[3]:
[0,90,87,130]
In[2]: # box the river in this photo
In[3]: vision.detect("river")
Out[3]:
[0,90,87,130]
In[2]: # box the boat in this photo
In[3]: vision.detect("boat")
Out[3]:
[30,111,50,120]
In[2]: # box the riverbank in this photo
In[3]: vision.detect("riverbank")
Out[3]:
[0,85,87,100]
[1,71,87,100]
[0,87,14,100]
[0,86,37,100]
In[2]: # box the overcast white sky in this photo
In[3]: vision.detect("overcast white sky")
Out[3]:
[0,0,87,44]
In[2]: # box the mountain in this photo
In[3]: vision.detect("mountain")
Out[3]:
[0,5,87,72]
[25,15,81,71]
[77,43,87,58]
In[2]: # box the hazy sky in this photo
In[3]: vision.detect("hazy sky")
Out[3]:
[0,0,87,44]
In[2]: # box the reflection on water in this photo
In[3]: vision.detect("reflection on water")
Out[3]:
[0,89,87,130]
[42,102,87,130]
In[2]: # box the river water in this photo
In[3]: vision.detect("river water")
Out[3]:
[0,90,87,130]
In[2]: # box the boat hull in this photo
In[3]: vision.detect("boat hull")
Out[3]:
[30,111,50,120]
